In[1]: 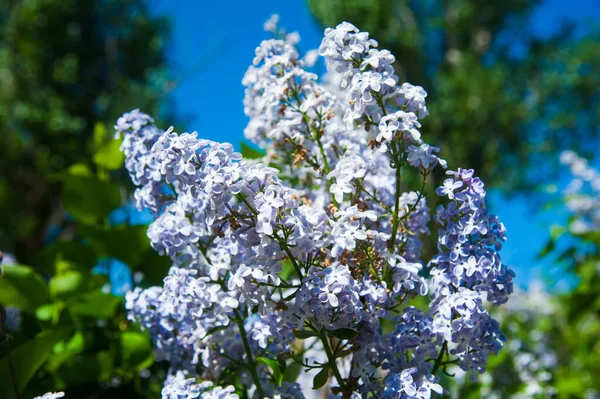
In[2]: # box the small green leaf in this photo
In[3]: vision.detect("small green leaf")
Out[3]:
[550,225,566,240]
[46,331,85,372]
[94,139,124,170]
[280,259,295,280]
[329,328,358,340]
[537,239,555,259]
[35,302,65,322]
[283,361,302,383]
[312,366,329,390]
[93,122,108,148]
[257,357,284,386]
[0,264,48,312]
[293,330,317,340]
[241,141,266,159]
[0,328,71,399]
[121,331,154,372]
[49,271,88,299]
[66,163,93,177]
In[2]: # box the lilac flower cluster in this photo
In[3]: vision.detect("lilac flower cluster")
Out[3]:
[431,169,514,305]
[126,267,238,367]
[115,109,165,213]
[120,19,515,399]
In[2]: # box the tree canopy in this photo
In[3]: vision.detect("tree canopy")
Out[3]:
[0,0,173,263]
[308,0,599,193]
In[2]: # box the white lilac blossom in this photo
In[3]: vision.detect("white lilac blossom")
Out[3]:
[560,150,600,233]
[33,393,65,399]
[161,371,238,399]
[121,19,514,398]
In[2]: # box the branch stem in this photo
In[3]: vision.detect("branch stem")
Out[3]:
[388,161,403,252]
[234,309,265,398]
[319,330,348,393]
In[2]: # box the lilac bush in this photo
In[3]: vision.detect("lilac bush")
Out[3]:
[118,19,515,398]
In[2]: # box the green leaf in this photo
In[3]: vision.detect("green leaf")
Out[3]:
[0,328,71,399]
[93,122,108,148]
[65,163,93,177]
[0,264,48,312]
[94,139,124,170]
[257,357,284,386]
[279,259,295,281]
[35,302,65,322]
[68,290,122,318]
[241,141,266,159]
[121,331,154,372]
[550,225,567,240]
[537,239,555,259]
[283,361,302,383]
[312,366,329,390]
[62,172,121,223]
[293,330,318,340]
[49,270,88,299]
[329,328,358,340]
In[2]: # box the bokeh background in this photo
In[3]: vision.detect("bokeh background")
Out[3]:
[0,0,598,397]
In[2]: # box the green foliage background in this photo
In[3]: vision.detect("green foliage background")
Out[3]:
[0,0,173,397]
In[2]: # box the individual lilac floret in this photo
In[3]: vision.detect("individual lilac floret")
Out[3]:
[327,153,367,203]
[396,83,429,119]
[329,206,378,258]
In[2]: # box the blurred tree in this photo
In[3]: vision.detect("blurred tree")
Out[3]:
[308,0,599,193]
[447,152,600,398]
[0,0,174,263]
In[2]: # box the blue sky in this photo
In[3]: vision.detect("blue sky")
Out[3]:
[147,0,599,289]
